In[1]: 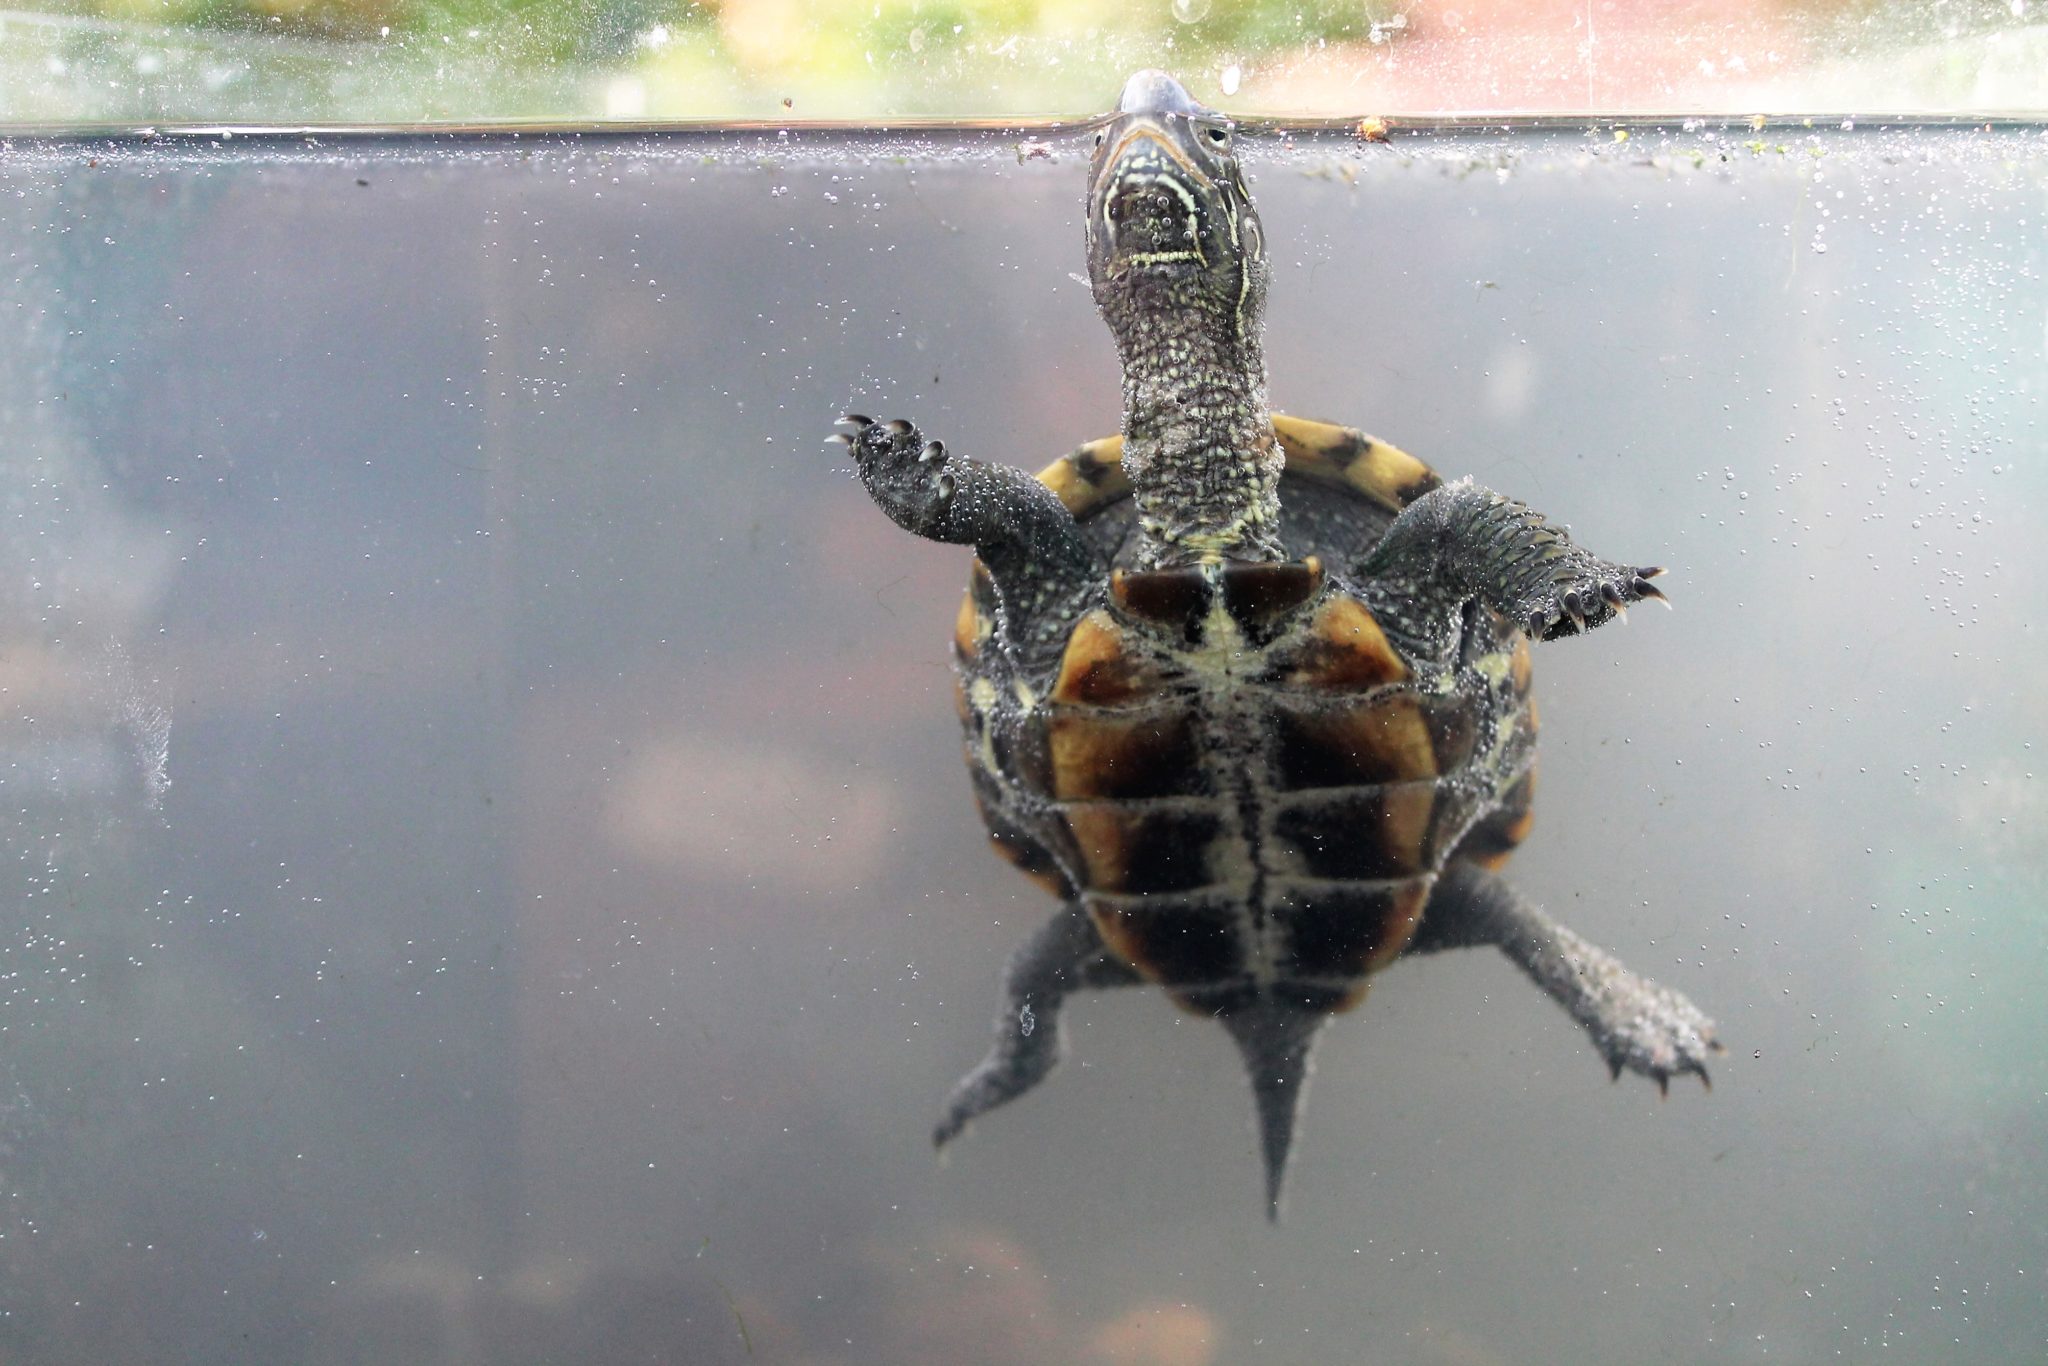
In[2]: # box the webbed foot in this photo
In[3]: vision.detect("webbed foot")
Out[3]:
[1571,946,1722,1094]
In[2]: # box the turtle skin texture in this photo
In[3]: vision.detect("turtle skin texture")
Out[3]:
[836,71,1719,1218]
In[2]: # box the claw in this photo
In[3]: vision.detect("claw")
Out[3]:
[1527,609,1548,637]
[1562,590,1587,631]
[839,412,874,428]
[1600,581,1628,620]
[1698,1067,1712,1093]
[826,432,853,447]
[1636,565,1666,579]
[885,418,915,435]
[1656,1073,1670,1098]
[1634,579,1671,607]
[935,470,957,507]
[920,440,947,464]
[1607,1056,1624,1082]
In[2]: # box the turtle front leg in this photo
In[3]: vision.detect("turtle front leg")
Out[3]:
[1358,476,1667,643]
[934,902,1142,1149]
[1405,861,1721,1093]
[834,415,1106,661]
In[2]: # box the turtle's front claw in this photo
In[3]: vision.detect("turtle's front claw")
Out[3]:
[842,415,960,535]
[1527,558,1672,641]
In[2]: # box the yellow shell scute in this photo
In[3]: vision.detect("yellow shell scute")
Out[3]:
[1036,435,1131,516]
[1269,413,1440,513]
[952,592,985,660]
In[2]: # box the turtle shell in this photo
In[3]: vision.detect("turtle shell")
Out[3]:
[952,416,1540,1016]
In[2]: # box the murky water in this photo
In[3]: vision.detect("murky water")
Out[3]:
[2,120,2045,1363]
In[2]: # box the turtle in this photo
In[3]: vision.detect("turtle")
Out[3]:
[833,69,1719,1217]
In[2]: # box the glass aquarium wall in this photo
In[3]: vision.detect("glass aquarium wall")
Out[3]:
[1,117,2043,1362]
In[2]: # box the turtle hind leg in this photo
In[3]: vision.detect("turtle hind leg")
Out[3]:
[1406,861,1721,1093]
[1357,476,1668,645]
[835,415,1106,665]
[933,902,1141,1149]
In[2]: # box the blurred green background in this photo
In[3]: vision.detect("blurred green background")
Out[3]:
[2,0,2045,129]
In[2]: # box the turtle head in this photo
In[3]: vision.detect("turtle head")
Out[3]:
[1085,70,1267,326]
[1087,71,1282,568]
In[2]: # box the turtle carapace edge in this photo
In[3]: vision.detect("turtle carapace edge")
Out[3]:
[832,69,1720,1218]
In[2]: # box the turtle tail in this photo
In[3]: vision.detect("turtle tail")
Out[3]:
[1218,999,1331,1221]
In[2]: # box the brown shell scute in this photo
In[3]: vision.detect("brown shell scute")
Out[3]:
[1218,558,1323,638]
[1108,566,1210,635]
[966,765,1071,897]
[1046,709,1204,800]
[1452,768,1537,872]
[1277,882,1431,982]
[1270,694,1440,790]
[1271,783,1439,882]
[1067,804,1220,893]
[1091,897,1243,988]
[1051,610,1170,705]
[1272,595,1409,691]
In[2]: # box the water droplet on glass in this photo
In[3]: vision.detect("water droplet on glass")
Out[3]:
[1172,0,1212,21]
[1219,63,1241,96]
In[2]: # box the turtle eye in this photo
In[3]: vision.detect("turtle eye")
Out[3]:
[1093,130,1105,148]
[1204,124,1231,148]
